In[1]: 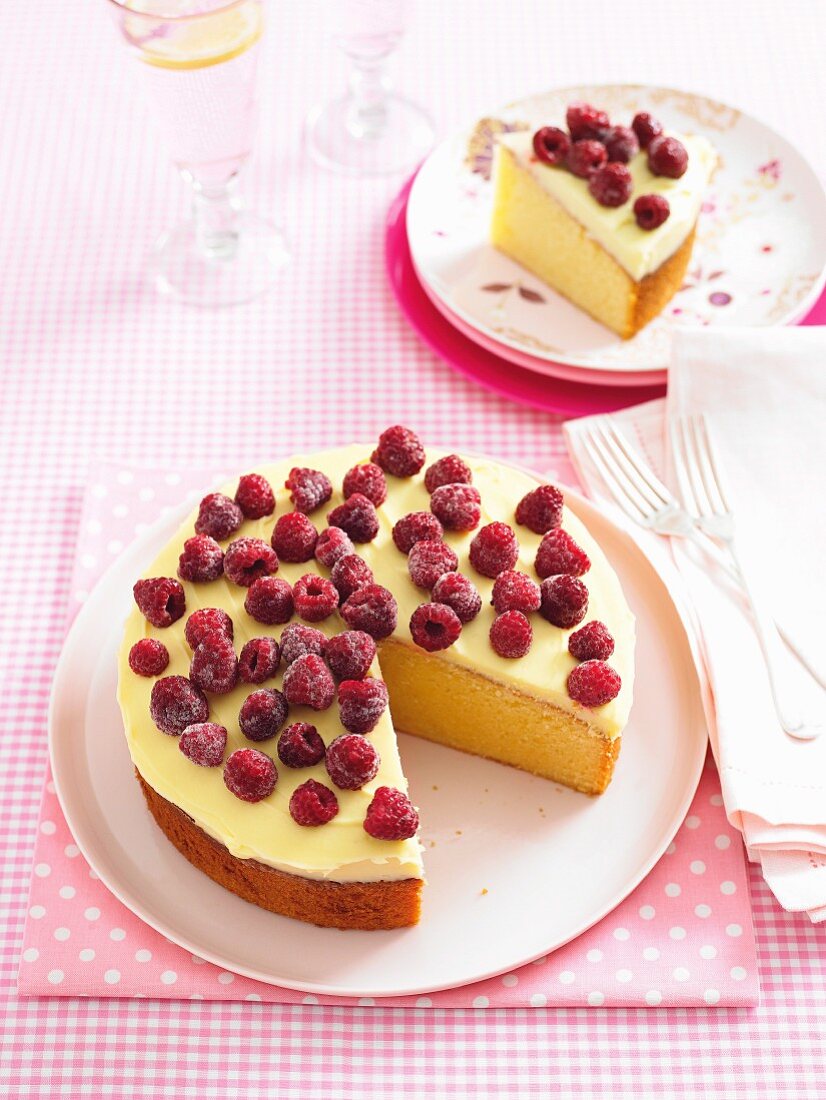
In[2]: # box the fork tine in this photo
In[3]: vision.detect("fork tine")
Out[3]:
[673,416,712,518]
[592,421,664,514]
[601,421,673,507]
[696,414,731,514]
[580,425,648,522]
[687,415,725,517]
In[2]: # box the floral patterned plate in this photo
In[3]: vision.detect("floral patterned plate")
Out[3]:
[406,84,826,376]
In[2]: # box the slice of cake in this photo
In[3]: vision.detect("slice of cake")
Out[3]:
[490,102,716,338]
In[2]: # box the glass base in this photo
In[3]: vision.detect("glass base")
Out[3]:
[306,93,435,177]
[153,211,290,307]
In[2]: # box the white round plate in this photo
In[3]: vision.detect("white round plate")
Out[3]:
[407,83,826,375]
[49,479,707,998]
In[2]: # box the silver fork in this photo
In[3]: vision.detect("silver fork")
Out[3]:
[671,413,823,742]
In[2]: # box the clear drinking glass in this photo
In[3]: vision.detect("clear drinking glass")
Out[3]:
[306,0,434,176]
[106,0,289,306]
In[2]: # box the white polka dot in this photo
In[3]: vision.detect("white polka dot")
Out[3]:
[117,470,134,485]
[530,993,547,1007]
[669,926,687,940]
[189,994,202,1000]
[302,995,318,1005]
[29,905,46,920]
[472,996,489,1008]
[357,997,375,1007]
[109,928,126,942]
[107,539,124,555]
[54,927,70,941]
[160,970,178,985]
[501,973,518,987]
[726,923,743,938]
[87,519,102,536]
[690,860,706,875]
[246,993,262,1002]
[190,955,206,965]
[40,820,56,835]
[710,793,724,806]
[638,905,655,920]
[47,969,64,985]
[80,553,97,569]
[135,950,152,963]
[415,997,432,1008]
[665,883,681,897]
[64,845,79,859]
[703,988,721,1005]
[165,473,181,486]
[695,904,712,918]
[684,815,700,829]
[666,842,677,855]
[22,948,39,963]
[673,967,690,982]
[104,970,121,985]
[558,971,575,984]
[643,947,660,962]
[645,990,662,1006]
[587,991,605,1006]
[699,945,717,960]
[613,927,630,941]
[218,972,235,985]
[84,907,100,921]
[720,881,736,895]
[59,886,76,900]
[91,484,107,499]
[46,781,56,795]
[88,869,99,881]
[531,956,548,966]
[730,967,747,981]
[139,487,156,502]
[615,969,632,983]
[586,949,603,963]
[715,834,731,850]
[34,863,51,878]
[79,949,95,962]
[112,503,128,518]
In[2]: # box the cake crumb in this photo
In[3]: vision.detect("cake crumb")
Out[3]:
[432,785,439,791]
[480,888,488,896]
[455,830,463,836]
[429,840,437,848]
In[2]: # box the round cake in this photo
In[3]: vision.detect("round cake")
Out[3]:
[118,428,635,930]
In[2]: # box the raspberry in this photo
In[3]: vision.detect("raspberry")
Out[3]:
[604,125,639,164]
[150,676,209,735]
[224,537,278,587]
[430,483,481,532]
[133,577,185,628]
[363,787,418,841]
[632,111,663,149]
[566,139,607,179]
[340,584,398,639]
[490,610,533,658]
[177,535,224,583]
[179,722,227,767]
[515,484,564,534]
[535,528,591,579]
[338,678,389,735]
[325,631,376,680]
[491,570,541,614]
[392,511,443,553]
[190,631,238,694]
[469,521,519,578]
[326,733,380,789]
[314,526,355,568]
[194,493,243,542]
[532,125,570,166]
[568,621,615,662]
[330,553,374,601]
[589,162,633,207]
[430,572,482,623]
[539,575,589,628]
[327,494,379,543]
[408,539,459,589]
[271,512,318,563]
[285,467,333,515]
[566,101,610,141]
[245,576,294,625]
[567,660,622,707]
[239,688,288,742]
[342,462,387,506]
[371,425,426,477]
[128,638,169,677]
[424,454,472,494]
[224,748,277,802]
[289,779,339,826]
[292,574,339,622]
[409,602,462,651]
[282,653,336,710]
[235,473,275,520]
[277,722,326,768]
[647,134,688,179]
[634,193,670,230]
[184,607,233,650]
[280,623,327,666]
[238,637,281,684]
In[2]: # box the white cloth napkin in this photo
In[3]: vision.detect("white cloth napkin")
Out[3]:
[564,327,826,923]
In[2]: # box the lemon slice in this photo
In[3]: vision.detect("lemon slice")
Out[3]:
[123,1,263,70]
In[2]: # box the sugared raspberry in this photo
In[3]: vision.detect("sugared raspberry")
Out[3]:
[314,526,355,568]
[342,463,387,506]
[325,630,376,680]
[589,162,633,207]
[194,493,243,542]
[424,454,472,494]
[330,553,374,601]
[326,733,380,789]
[338,678,389,735]
[289,779,339,826]
[133,577,186,628]
[430,483,481,531]
[604,125,640,164]
[392,511,444,553]
[190,631,238,694]
[632,111,663,149]
[469,521,519,578]
[430,572,482,623]
[245,576,294,625]
[179,722,227,767]
[634,193,670,230]
[535,528,591,579]
[515,484,564,534]
[327,494,379,543]
[539,575,589,628]
[568,620,615,662]
[235,473,275,519]
[363,787,418,841]
[648,134,688,179]
[532,126,571,166]
[238,636,281,684]
[409,602,462,652]
[177,535,224,583]
[490,610,533,658]
[293,574,339,622]
[224,537,279,586]
[128,638,169,677]
[371,425,426,477]
[282,653,336,711]
[280,623,327,666]
[224,748,277,802]
[340,584,398,639]
[566,101,610,141]
[408,539,459,590]
[271,512,318,563]
[277,722,326,768]
[239,688,288,742]
[150,676,208,735]
[491,570,541,614]
[184,607,233,650]
[566,139,607,179]
[285,467,333,515]
[567,660,622,707]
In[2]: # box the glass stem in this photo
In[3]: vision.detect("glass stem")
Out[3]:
[191,177,242,262]
[346,56,390,140]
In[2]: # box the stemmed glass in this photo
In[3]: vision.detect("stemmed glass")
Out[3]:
[306,0,435,176]
[106,0,289,307]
